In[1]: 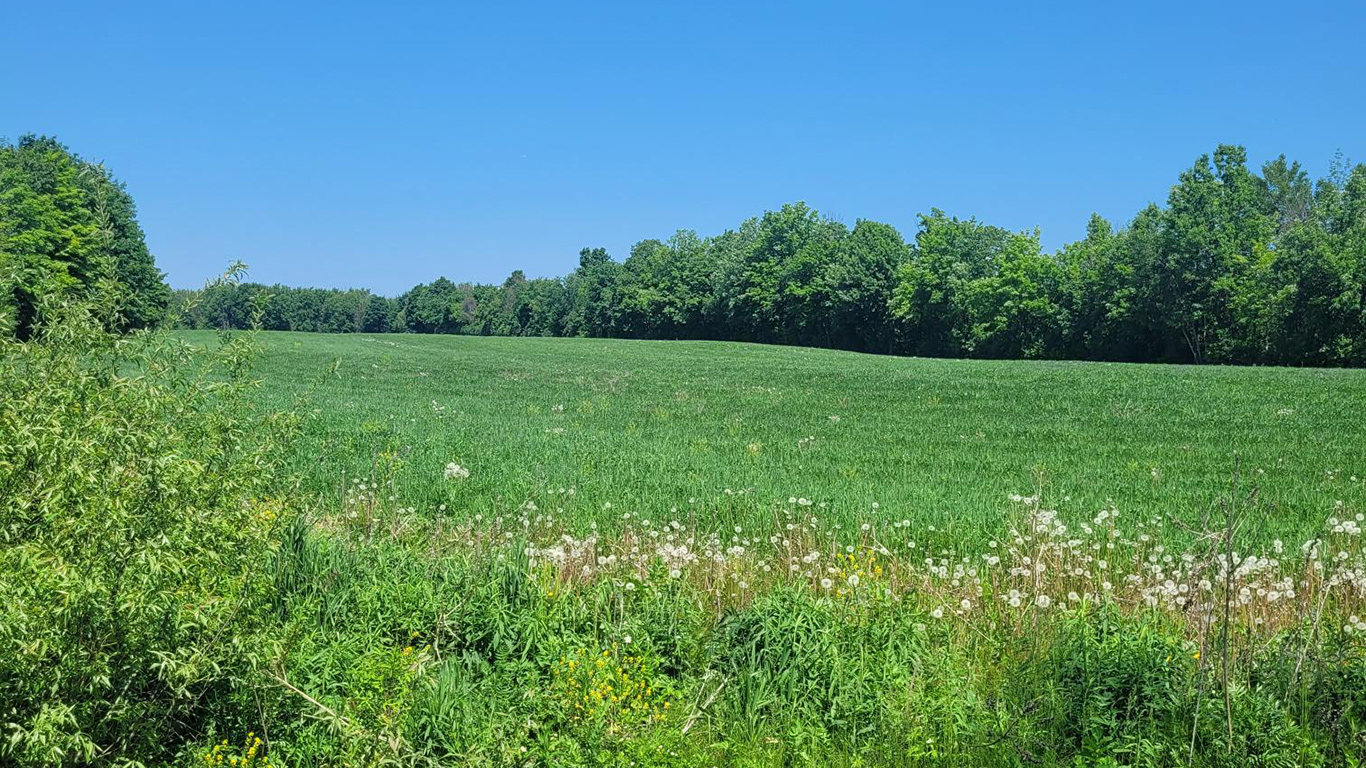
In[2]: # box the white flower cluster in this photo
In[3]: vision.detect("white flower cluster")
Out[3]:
[418,479,1366,631]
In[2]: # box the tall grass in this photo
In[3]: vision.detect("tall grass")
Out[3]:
[256,468,1366,766]
[3,314,1363,765]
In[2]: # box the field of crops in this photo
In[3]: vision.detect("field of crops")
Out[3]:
[11,324,1366,766]
[198,330,1366,545]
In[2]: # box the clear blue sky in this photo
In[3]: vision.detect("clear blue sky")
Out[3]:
[3,1,1363,294]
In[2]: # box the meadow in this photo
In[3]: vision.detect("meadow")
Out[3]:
[204,330,1366,546]
[7,320,1366,767]
[7,62,1366,768]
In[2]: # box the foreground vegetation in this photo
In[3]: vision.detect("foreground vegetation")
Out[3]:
[5,298,1365,766]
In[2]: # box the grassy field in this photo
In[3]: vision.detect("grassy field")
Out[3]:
[12,323,1366,766]
[187,330,1366,544]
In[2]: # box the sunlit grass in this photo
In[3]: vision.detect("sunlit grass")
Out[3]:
[182,330,1366,546]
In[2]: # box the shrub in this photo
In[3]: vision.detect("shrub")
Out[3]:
[0,297,297,764]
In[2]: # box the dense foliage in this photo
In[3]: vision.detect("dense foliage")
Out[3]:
[0,135,170,338]
[3,278,1364,767]
[6,308,1366,766]
[5,134,1366,765]
[0,281,298,764]
[176,145,1366,366]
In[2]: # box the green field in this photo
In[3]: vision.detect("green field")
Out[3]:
[12,321,1366,767]
[196,330,1366,543]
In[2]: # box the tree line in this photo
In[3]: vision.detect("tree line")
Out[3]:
[5,135,1362,366]
[1,135,169,337]
[177,144,1366,366]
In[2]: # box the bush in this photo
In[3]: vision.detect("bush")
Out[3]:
[0,299,297,764]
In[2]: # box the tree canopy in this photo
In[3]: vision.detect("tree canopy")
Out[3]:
[8,136,1356,367]
[1,135,169,337]
[177,144,1366,367]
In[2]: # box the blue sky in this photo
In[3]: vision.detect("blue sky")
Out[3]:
[3,1,1363,294]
